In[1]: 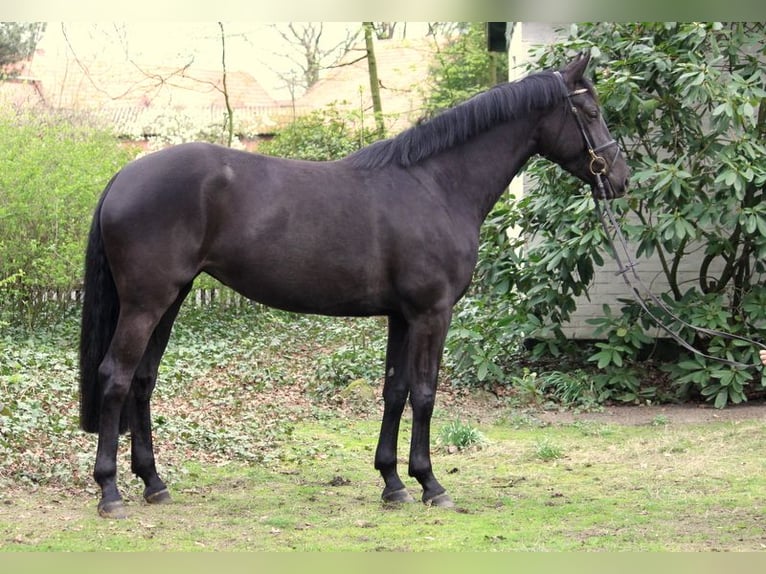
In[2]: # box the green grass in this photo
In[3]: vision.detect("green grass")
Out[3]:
[438,419,488,450]
[2,413,766,551]
[2,302,766,551]
[533,438,563,461]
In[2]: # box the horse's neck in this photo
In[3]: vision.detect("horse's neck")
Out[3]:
[432,116,539,226]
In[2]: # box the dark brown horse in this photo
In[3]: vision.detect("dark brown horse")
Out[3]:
[79,53,628,518]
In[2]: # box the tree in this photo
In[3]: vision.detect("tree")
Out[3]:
[372,22,410,40]
[426,23,462,39]
[0,22,46,77]
[0,110,138,326]
[271,23,360,95]
[57,23,246,148]
[218,22,234,147]
[422,22,508,118]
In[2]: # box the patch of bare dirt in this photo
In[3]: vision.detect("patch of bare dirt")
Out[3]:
[322,379,766,426]
[532,401,766,426]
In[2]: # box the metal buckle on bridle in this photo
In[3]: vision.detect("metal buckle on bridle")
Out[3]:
[589,150,608,176]
[588,146,610,197]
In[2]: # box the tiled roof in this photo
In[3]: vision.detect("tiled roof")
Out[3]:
[297,37,438,132]
[1,37,439,139]
[8,51,292,138]
[29,55,279,110]
[93,104,306,139]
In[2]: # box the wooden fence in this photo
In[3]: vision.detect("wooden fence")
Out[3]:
[30,287,248,308]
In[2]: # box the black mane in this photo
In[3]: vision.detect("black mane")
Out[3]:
[348,70,566,169]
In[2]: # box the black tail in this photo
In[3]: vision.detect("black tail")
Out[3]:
[79,175,122,433]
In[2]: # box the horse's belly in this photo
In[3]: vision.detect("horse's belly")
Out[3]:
[206,261,391,317]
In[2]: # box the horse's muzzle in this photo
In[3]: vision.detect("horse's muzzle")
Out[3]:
[593,170,629,200]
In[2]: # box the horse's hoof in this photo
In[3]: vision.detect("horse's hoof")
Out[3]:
[424,492,455,508]
[382,488,416,504]
[98,499,128,519]
[144,488,171,505]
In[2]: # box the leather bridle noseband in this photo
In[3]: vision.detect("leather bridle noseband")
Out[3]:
[553,71,765,369]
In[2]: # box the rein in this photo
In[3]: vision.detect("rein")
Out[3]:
[554,71,764,369]
[594,195,765,369]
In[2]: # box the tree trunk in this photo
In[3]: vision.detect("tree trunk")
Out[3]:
[219,22,234,147]
[363,22,385,138]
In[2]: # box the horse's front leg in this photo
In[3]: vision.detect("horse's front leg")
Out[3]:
[406,308,454,507]
[375,314,415,503]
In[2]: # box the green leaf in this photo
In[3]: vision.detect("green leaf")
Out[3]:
[714,388,729,409]
[477,362,488,382]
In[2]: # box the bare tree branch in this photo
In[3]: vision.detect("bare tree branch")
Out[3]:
[270,22,361,93]
[60,23,193,103]
[373,22,397,40]
[325,52,368,70]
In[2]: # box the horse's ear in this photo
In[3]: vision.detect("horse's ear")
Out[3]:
[562,51,591,83]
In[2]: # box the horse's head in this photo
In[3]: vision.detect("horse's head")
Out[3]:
[537,52,629,200]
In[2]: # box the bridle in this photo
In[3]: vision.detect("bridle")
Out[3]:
[553,71,765,370]
[554,71,621,199]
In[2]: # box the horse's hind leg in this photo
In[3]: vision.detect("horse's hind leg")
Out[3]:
[93,307,161,518]
[129,284,192,506]
[94,291,183,519]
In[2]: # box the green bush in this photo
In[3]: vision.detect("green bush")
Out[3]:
[0,109,138,325]
[517,23,766,407]
[311,319,385,397]
[258,104,379,161]
[422,22,508,117]
[447,22,766,407]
